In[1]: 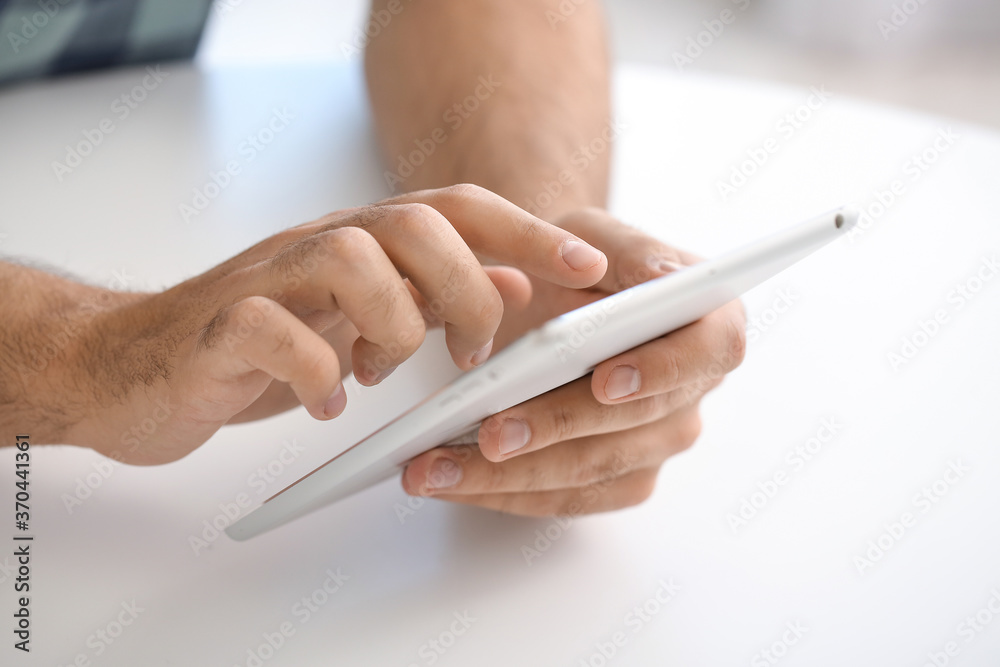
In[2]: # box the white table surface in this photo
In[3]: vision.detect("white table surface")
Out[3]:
[1,62,999,667]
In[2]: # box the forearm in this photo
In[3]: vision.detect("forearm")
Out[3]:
[0,262,139,444]
[365,0,612,222]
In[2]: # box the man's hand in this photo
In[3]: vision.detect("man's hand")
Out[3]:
[3,186,608,465]
[366,0,744,515]
[402,209,747,515]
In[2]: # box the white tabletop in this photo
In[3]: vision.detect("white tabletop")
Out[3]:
[2,62,999,667]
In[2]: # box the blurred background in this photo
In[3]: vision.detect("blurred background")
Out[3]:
[199,0,1000,129]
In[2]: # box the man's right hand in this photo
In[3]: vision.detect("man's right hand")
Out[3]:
[16,185,607,464]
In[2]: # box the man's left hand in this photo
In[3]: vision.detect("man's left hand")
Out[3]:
[402,208,747,515]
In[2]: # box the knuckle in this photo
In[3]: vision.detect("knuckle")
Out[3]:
[200,296,275,351]
[554,207,602,235]
[363,323,425,373]
[391,202,445,235]
[358,279,404,325]
[230,295,275,324]
[198,309,232,351]
[497,488,536,516]
[269,239,311,281]
[453,444,476,463]
[270,328,295,355]
[441,259,473,300]
[269,226,308,250]
[428,260,488,322]
[400,319,427,355]
[622,241,673,288]
[722,317,748,372]
[301,338,334,378]
[484,460,507,493]
[550,496,580,517]
[527,492,569,518]
[476,285,504,329]
[617,258,654,290]
[549,403,578,443]
[676,382,706,409]
[677,411,703,452]
[657,349,683,391]
[622,470,659,508]
[521,464,550,493]
[571,446,622,488]
[337,205,390,231]
[704,374,725,393]
[321,225,378,260]
[646,243,685,269]
[636,395,668,425]
[313,209,351,232]
[441,182,487,202]
[515,216,545,246]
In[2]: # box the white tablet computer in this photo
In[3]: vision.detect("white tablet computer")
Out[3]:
[227,207,857,540]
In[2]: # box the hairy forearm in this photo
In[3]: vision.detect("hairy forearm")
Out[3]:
[0,262,141,444]
[365,0,612,221]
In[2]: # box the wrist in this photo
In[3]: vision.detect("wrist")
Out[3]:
[5,283,148,447]
[440,124,609,224]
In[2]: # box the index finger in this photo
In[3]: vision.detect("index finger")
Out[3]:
[386,184,608,289]
[555,208,701,292]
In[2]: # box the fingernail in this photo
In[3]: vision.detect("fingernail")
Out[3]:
[605,365,640,400]
[470,338,494,367]
[498,419,531,456]
[373,366,396,384]
[323,383,347,418]
[658,259,684,273]
[426,458,462,490]
[561,240,604,271]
